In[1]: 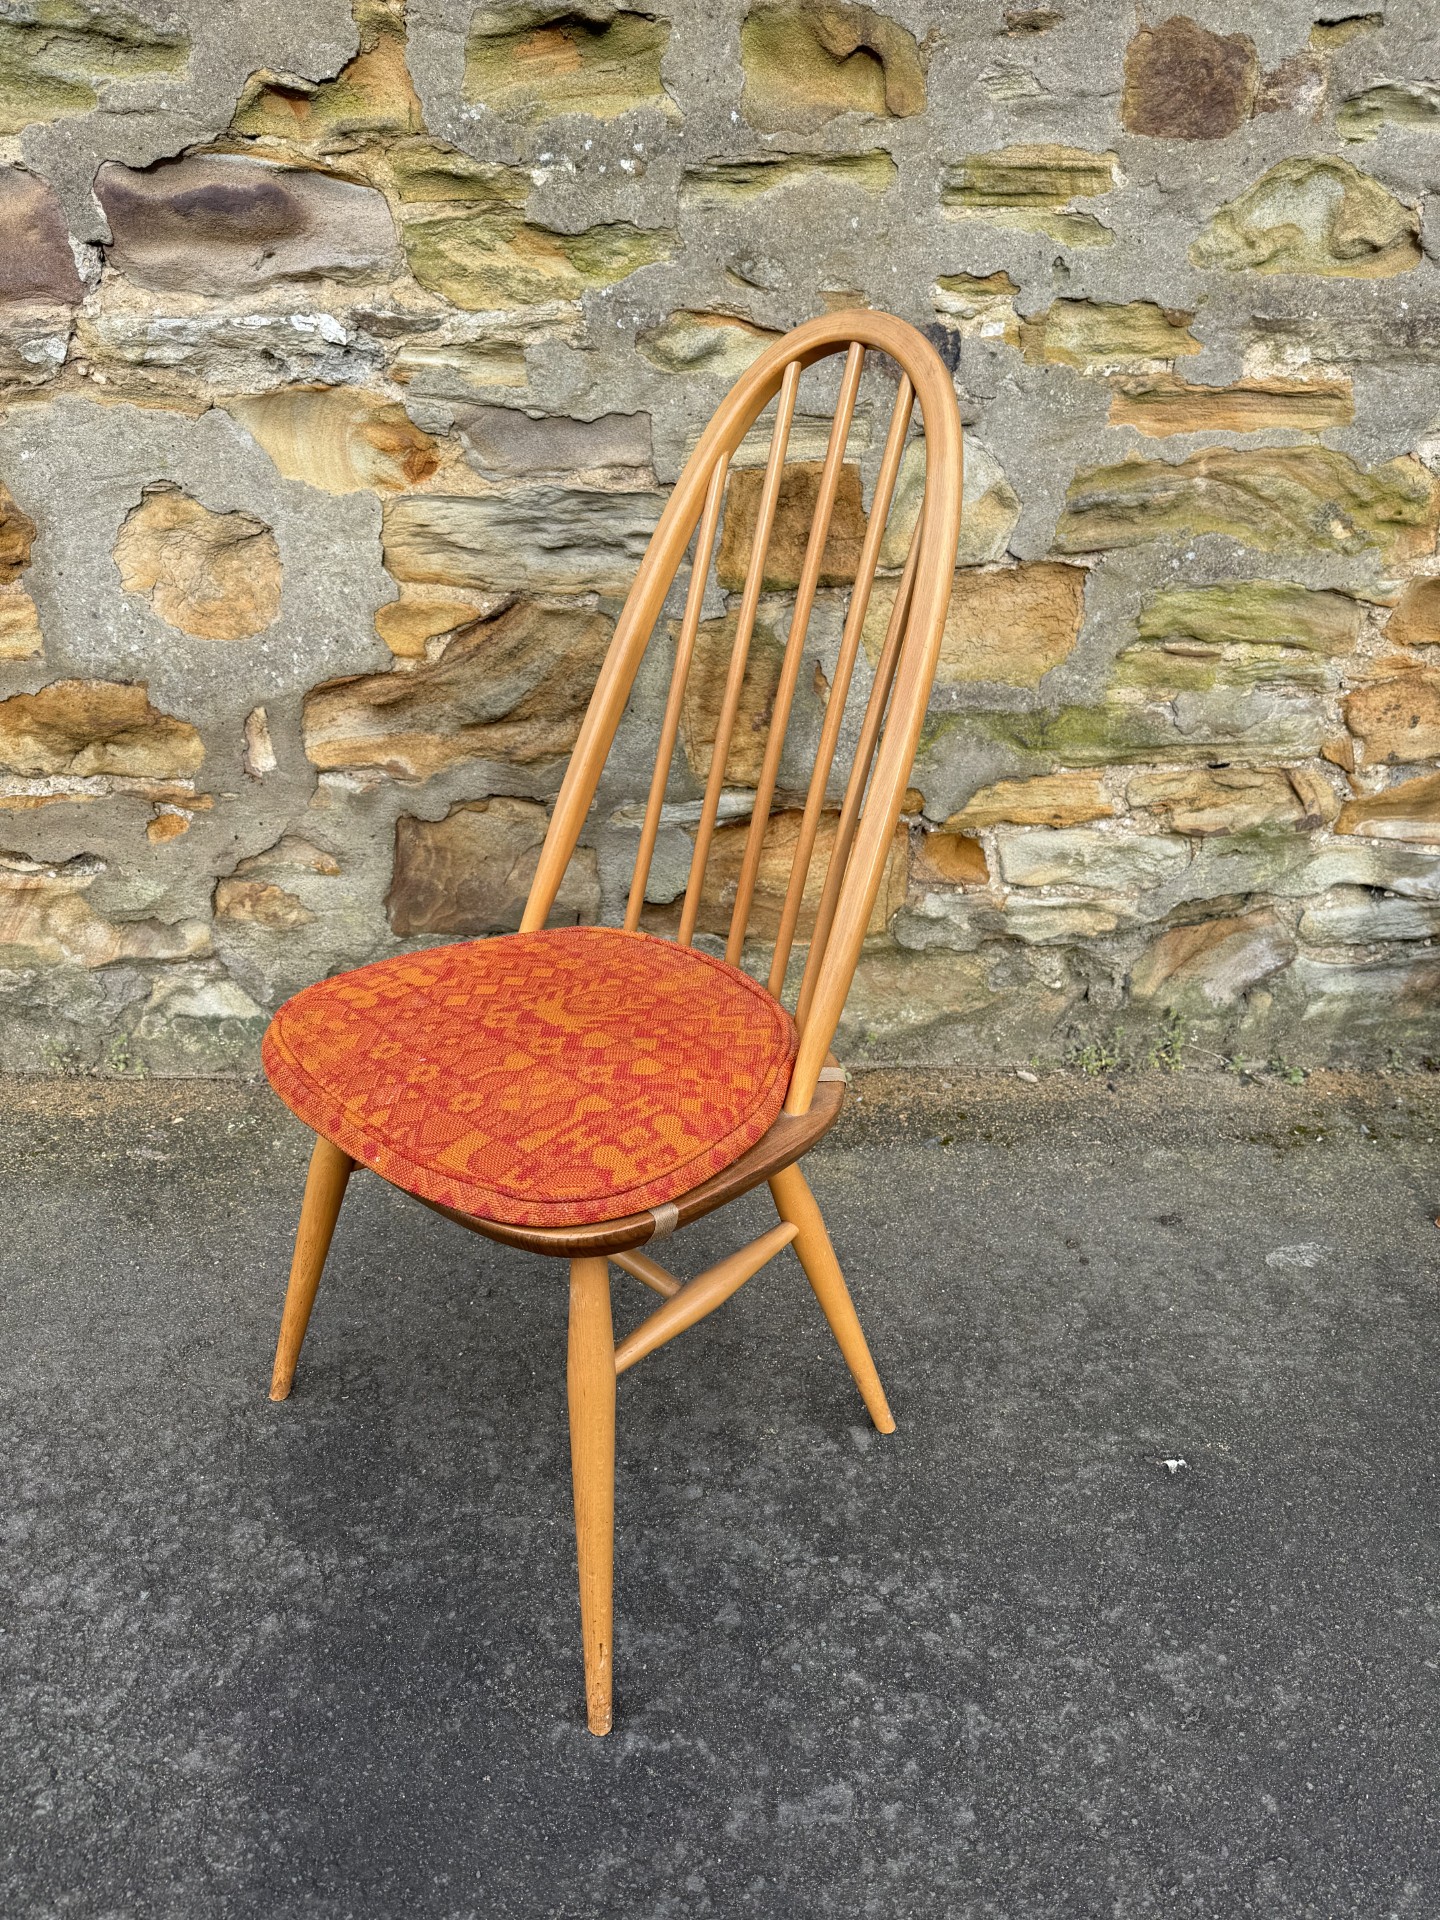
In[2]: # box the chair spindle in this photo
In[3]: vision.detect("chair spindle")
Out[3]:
[725,341,867,965]
[794,511,923,1029]
[765,374,915,997]
[624,455,729,931]
[677,358,802,947]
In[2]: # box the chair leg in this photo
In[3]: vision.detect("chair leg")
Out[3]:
[769,1163,896,1434]
[567,1256,616,1735]
[269,1133,355,1402]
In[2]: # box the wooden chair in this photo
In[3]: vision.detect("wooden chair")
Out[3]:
[262,310,963,1734]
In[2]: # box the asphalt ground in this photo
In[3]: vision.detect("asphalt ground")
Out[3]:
[4,1068,1439,1918]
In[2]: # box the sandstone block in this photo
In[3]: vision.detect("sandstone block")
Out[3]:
[464,5,673,122]
[373,595,479,658]
[681,151,896,208]
[740,2,926,132]
[1127,767,1311,837]
[303,598,613,776]
[0,166,82,304]
[113,486,282,642]
[879,437,1019,571]
[242,707,277,778]
[973,686,1328,767]
[1190,158,1421,277]
[0,0,187,136]
[1387,578,1440,648]
[231,0,422,145]
[387,795,599,936]
[383,487,663,593]
[1337,82,1440,143]
[931,271,1020,344]
[1111,641,1327,696]
[1121,17,1257,140]
[227,389,438,495]
[1108,375,1353,436]
[402,205,673,310]
[717,462,866,592]
[892,892,1004,951]
[1298,887,1440,944]
[0,853,207,969]
[943,144,1115,209]
[1137,581,1364,655]
[458,407,651,479]
[1003,895,1128,944]
[941,145,1116,246]
[912,830,990,886]
[1309,15,1383,50]
[1346,671,1440,765]
[0,680,202,778]
[146,809,189,844]
[1185,835,1440,905]
[1019,299,1200,371]
[388,337,529,399]
[638,310,781,379]
[0,310,70,391]
[678,611,785,786]
[390,142,531,208]
[865,562,1085,689]
[0,480,36,581]
[1336,771,1440,843]
[233,834,341,879]
[1130,909,1293,1008]
[96,156,400,295]
[1054,449,1439,560]
[942,771,1112,831]
[214,878,313,930]
[997,827,1189,891]
[0,583,42,660]
[74,308,383,405]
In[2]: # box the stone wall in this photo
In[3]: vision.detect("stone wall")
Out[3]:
[4,0,1440,1076]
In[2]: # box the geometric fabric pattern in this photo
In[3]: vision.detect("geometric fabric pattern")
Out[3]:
[262,926,798,1228]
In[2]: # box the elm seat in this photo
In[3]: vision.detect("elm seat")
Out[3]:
[261,925,799,1230]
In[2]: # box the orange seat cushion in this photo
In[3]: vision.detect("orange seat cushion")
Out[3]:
[262,926,798,1229]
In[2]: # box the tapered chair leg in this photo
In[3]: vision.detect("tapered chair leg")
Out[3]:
[269,1133,355,1402]
[769,1162,896,1434]
[567,1256,616,1735]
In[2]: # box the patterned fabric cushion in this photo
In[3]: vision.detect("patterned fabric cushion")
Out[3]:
[262,926,798,1228]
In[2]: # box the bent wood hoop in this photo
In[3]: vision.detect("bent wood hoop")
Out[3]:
[519,311,963,1117]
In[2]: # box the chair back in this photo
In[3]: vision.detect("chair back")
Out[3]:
[521,310,963,1113]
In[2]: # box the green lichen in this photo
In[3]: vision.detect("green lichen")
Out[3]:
[1055,448,1439,561]
[464,6,673,123]
[1137,582,1364,654]
[1111,644,1329,693]
[403,208,672,309]
[0,0,188,134]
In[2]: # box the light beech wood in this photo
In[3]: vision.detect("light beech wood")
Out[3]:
[613,1221,798,1375]
[613,1249,682,1298]
[568,1256,616,1735]
[269,1132,354,1401]
[768,1163,895,1434]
